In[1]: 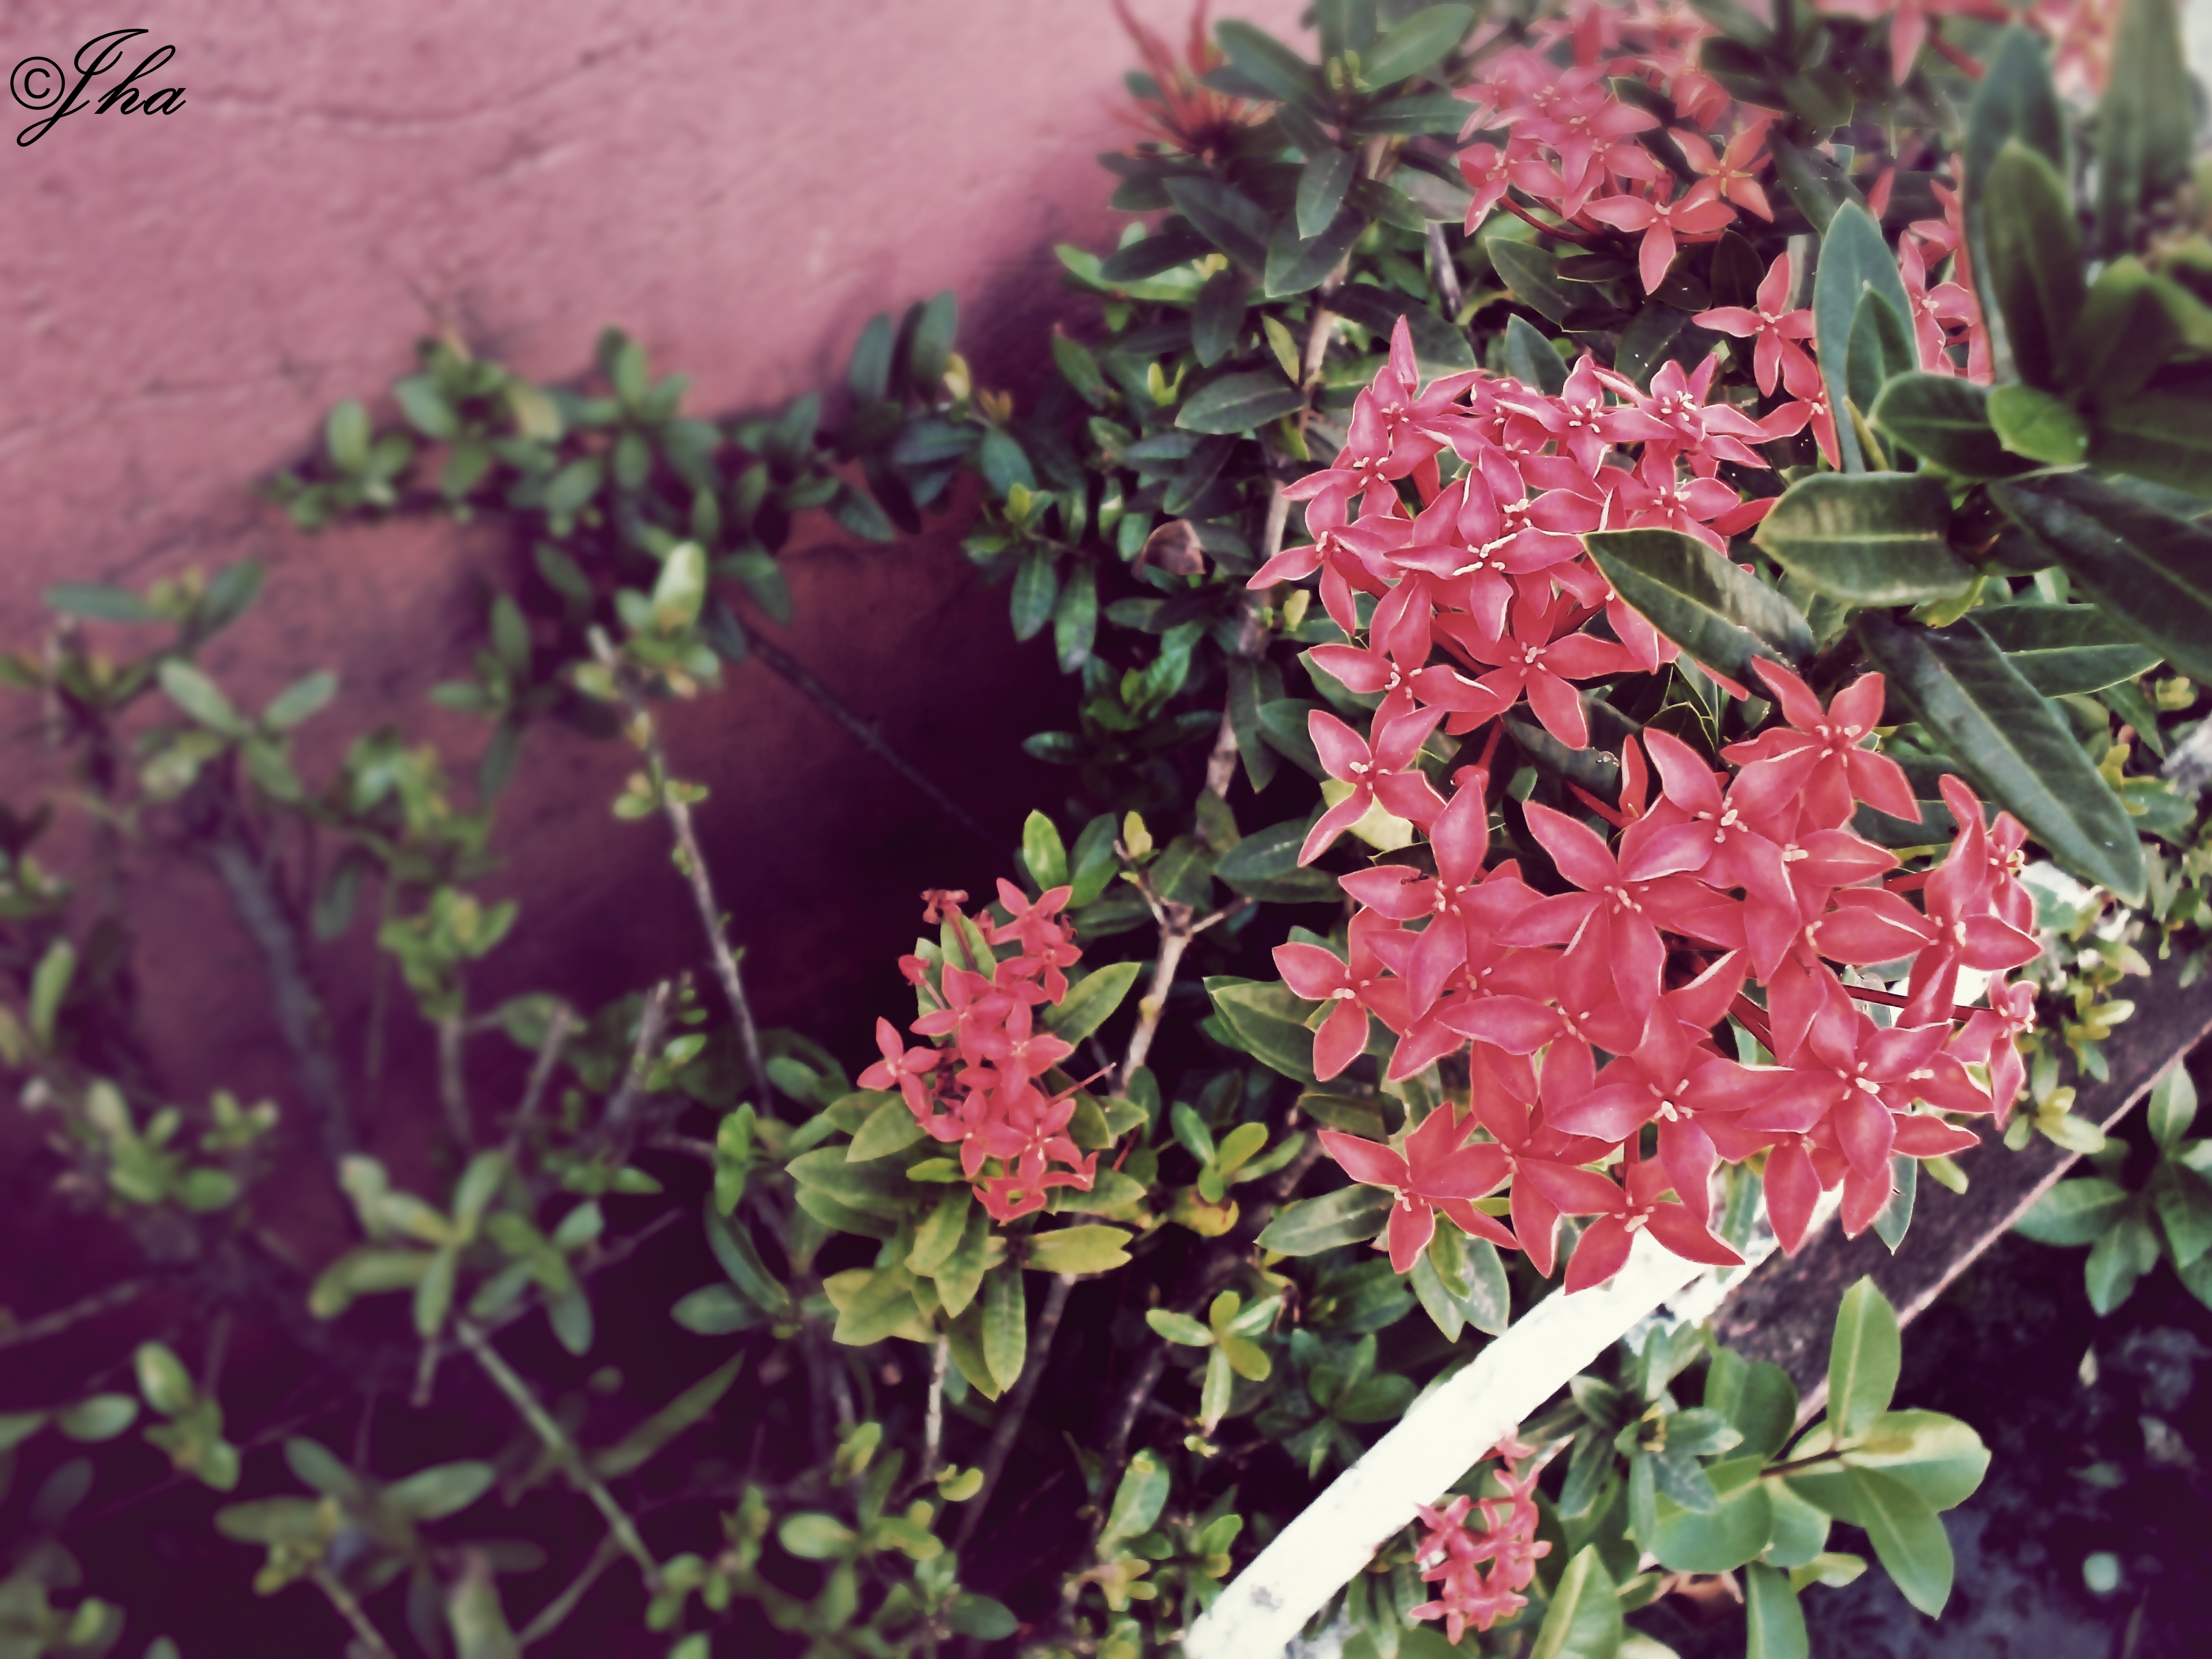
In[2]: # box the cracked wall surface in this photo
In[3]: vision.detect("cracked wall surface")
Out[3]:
[0,0,1308,1208]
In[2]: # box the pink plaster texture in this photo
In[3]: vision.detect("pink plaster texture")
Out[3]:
[0,0,1310,1226]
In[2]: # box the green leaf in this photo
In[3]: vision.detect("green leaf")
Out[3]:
[590,1355,745,1480]
[1989,471,2212,683]
[135,1342,195,1417]
[982,1267,1027,1393]
[1022,812,1070,891]
[779,1512,857,1560]
[848,1098,926,1163]
[1845,1410,1990,1511]
[1755,474,1969,605]
[1586,529,1814,678]
[2088,389,2212,493]
[1298,148,1356,239]
[326,400,370,474]
[1044,961,1142,1045]
[1503,314,1567,397]
[1704,1349,1798,1460]
[650,541,706,632]
[1988,383,2089,466]
[1192,270,1248,367]
[414,1243,460,1339]
[1983,141,2085,390]
[1257,1185,1393,1254]
[1145,1308,1215,1346]
[2150,1064,2199,1153]
[703,1199,791,1316]
[1844,289,1916,420]
[28,938,74,1054]
[384,1460,495,1521]
[1529,1545,1622,1659]
[1178,371,1308,434]
[1356,5,1475,87]
[1215,19,1327,107]
[1199,1344,1236,1431]
[1213,818,1337,904]
[1205,976,1321,1085]
[1770,134,1865,235]
[1843,1466,1953,1615]
[1651,1470,1773,1574]
[950,1595,1019,1640]
[1100,1449,1171,1547]
[1028,1224,1133,1276]
[1869,373,2027,478]
[903,291,959,393]
[1489,240,1574,324]
[2085,1216,2151,1313]
[447,1563,520,1659]
[2096,0,2193,250]
[1054,564,1098,673]
[1969,605,2163,695]
[1743,1563,1809,1659]
[1854,613,2146,902]
[1265,202,1370,299]
[1166,177,1273,270]
[258,671,340,735]
[158,660,246,737]
[2150,1163,2212,1267]
[670,1283,768,1335]
[56,1395,138,1444]
[1826,1278,1900,1441]
[45,584,160,623]
[1812,205,1916,472]
[831,1265,920,1346]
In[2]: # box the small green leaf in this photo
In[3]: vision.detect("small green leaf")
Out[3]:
[1529,1546,1623,1659]
[326,400,370,474]
[45,584,160,623]
[263,671,338,731]
[1022,811,1070,891]
[1844,1466,1954,1615]
[589,1355,745,1480]
[1100,1449,1171,1546]
[158,660,246,736]
[1743,1563,1809,1659]
[385,1460,495,1521]
[1812,205,1915,471]
[1489,240,1574,324]
[57,1395,138,1443]
[1970,605,2163,696]
[1205,977,1321,1085]
[1297,148,1356,239]
[650,541,707,632]
[1176,372,1308,434]
[778,1512,857,1561]
[847,1098,926,1162]
[2095,0,2193,250]
[982,1267,1027,1393]
[28,938,74,1053]
[1145,1308,1215,1346]
[1982,141,2085,390]
[1356,5,1476,88]
[1503,314,1567,397]
[1043,962,1142,1045]
[1826,1278,1901,1441]
[1755,474,1971,605]
[2149,1064,2199,1153]
[134,1342,195,1417]
[1256,1185,1393,1255]
[669,1284,766,1335]
[1027,1225,1133,1276]
[1191,270,1249,367]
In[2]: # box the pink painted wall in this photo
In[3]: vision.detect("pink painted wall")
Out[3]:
[0,0,1310,1215]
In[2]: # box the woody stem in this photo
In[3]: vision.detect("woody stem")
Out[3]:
[1728,993,1775,1055]
[1499,195,1602,245]
[954,1271,1075,1550]
[1837,981,1981,1023]
[589,629,774,1110]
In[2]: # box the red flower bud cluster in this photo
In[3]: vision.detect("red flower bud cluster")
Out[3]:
[1407,1433,1551,1641]
[859,881,1100,1224]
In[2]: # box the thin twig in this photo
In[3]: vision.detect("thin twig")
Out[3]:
[645,1132,718,1165]
[1425,220,1464,316]
[436,1014,471,1148]
[922,1336,950,1487]
[0,1278,149,1351]
[744,631,1005,858]
[597,980,672,1157]
[310,1566,398,1659]
[503,1002,577,1162]
[455,1317,661,1590]
[956,1271,1075,1550]
[516,1532,623,1649]
[588,629,774,1108]
[1121,897,1252,1087]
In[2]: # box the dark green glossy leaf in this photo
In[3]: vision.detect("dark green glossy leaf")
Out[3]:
[1854,612,2145,902]
[1326,283,1476,374]
[1651,1470,1772,1573]
[1356,4,1475,87]
[1744,1563,1809,1659]
[1489,240,1574,324]
[1868,373,2026,478]
[1826,1278,1901,1441]
[1010,548,1060,642]
[1215,19,1327,107]
[1970,605,2162,695]
[1193,270,1248,367]
[1989,471,2212,681]
[1845,289,1916,420]
[1166,177,1273,270]
[1298,148,1356,238]
[1266,203,1369,298]
[2087,390,2212,494]
[1205,976,1321,1084]
[1982,141,2085,390]
[1177,372,1308,434]
[1845,1467,1953,1615]
[1755,474,1969,604]
[2096,0,2193,250]
[1586,529,1814,677]
[2014,1176,2128,1245]
[1215,819,1340,903]
[1503,313,1566,397]
[1772,135,1865,235]
[1812,204,1914,470]
[1529,1546,1621,1659]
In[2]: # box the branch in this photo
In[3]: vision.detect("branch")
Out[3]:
[588,631,774,1110]
[435,1015,471,1148]
[455,1317,661,1590]
[922,1335,950,1487]
[1424,220,1464,317]
[594,979,672,1159]
[0,1278,149,1351]
[310,1566,398,1659]
[516,1532,623,1649]
[954,1271,1074,1550]
[744,631,1007,859]
[503,1002,577,1163]
[1121,897,1251,1086]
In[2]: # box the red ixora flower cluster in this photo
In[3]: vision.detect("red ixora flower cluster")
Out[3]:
[1407,1433,1550,1641]
[1456,1,1768,293]
[858,883,1101,1223]
[1286,661,2043,1292]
